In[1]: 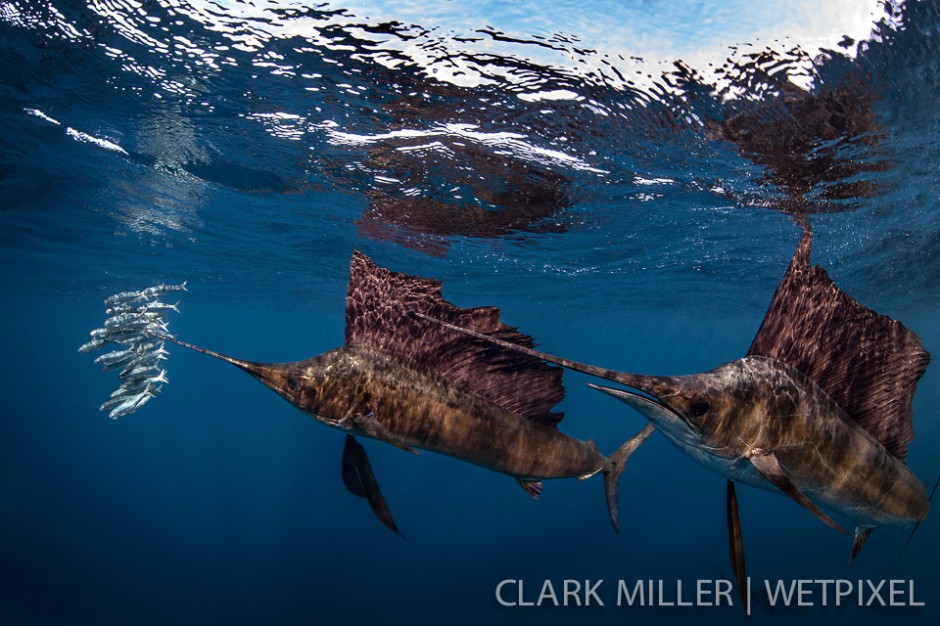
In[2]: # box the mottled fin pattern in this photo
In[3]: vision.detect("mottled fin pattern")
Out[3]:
[345,250,564,427]
[748,230,930,460]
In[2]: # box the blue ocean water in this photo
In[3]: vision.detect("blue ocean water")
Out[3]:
[2,1,939,625]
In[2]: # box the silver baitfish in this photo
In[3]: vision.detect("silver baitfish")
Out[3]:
[106,391,156,419]
[113,378,161,397]
[132,346,169,367]
[106,303,138,315]
[141,301,180,313]
[93,348,137,365]
[104,312,148,328]
[103,291,144,306]
[78,337,109,353]
[83,282,186,418]
[141,281,187,299]
[119,364,160,380]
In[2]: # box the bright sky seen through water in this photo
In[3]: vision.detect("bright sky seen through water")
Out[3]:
[167,0,896,91]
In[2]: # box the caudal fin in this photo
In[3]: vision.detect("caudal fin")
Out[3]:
[891,477,940,569]
[604,423,655,532]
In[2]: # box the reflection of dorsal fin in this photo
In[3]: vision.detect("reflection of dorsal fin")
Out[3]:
[345,250,564,427]
[748,229,930,460]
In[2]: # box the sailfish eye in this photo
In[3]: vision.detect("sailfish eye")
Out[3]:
[690,401,711,417]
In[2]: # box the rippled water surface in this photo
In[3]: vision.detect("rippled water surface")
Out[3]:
[2,1,939,625]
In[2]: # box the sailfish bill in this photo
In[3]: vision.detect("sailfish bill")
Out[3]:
[420,228,931,604]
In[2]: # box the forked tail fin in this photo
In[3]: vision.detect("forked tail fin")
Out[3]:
[80,282,187,418]
[892,477,940,569]
[604,423,655,532]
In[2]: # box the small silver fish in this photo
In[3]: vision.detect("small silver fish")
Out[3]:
[144,320,170,334]
[96,329,148,344]
[119,364,160,380]
[104,312,146,328]
[78,337,109,353]
[124,323,168,338]
[108,310,163,323]
[114,378,154,396]
[103,290,146,306]
[106,303,138,315]
[100,395,128,410]
[141,281,187,299]
[102,321,168,339]
[122,340,164,357]
[141,301,180,313]
[94,349,137,367]
[145,369,169,385]
[133,347,169,367]
[102,357,149,373]
[107,390,155,419]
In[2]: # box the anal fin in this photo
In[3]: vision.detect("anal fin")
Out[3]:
[342,434,402,536]
[749,450,850,536]
[850,527,873,563]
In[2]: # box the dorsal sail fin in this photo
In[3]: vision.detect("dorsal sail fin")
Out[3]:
[748,229,930,460]
[345,250,564,427]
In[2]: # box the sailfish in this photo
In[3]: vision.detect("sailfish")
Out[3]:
[422,229,932,606]
[85,251,652,535]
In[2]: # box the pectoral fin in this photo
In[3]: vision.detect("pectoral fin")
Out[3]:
[517,479,544,499]
[749,450,850,536]
[726,480,748,615]
[342,434,402,536]
[346,412,418,454]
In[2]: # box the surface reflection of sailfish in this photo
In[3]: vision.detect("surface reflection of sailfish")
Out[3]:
[319,75,573,255]
[84,252,651,535]
[424,228,931,612]
[357,139,571,255]
[708,78,888,213]
[663,44,891,214]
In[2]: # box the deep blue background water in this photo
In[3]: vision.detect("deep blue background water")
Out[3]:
[2,1,939,625]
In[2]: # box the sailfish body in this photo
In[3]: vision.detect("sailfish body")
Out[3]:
[89,251,651,534]
[596,355,929,531]
[422,228,931,597]
[213,344,610,482]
